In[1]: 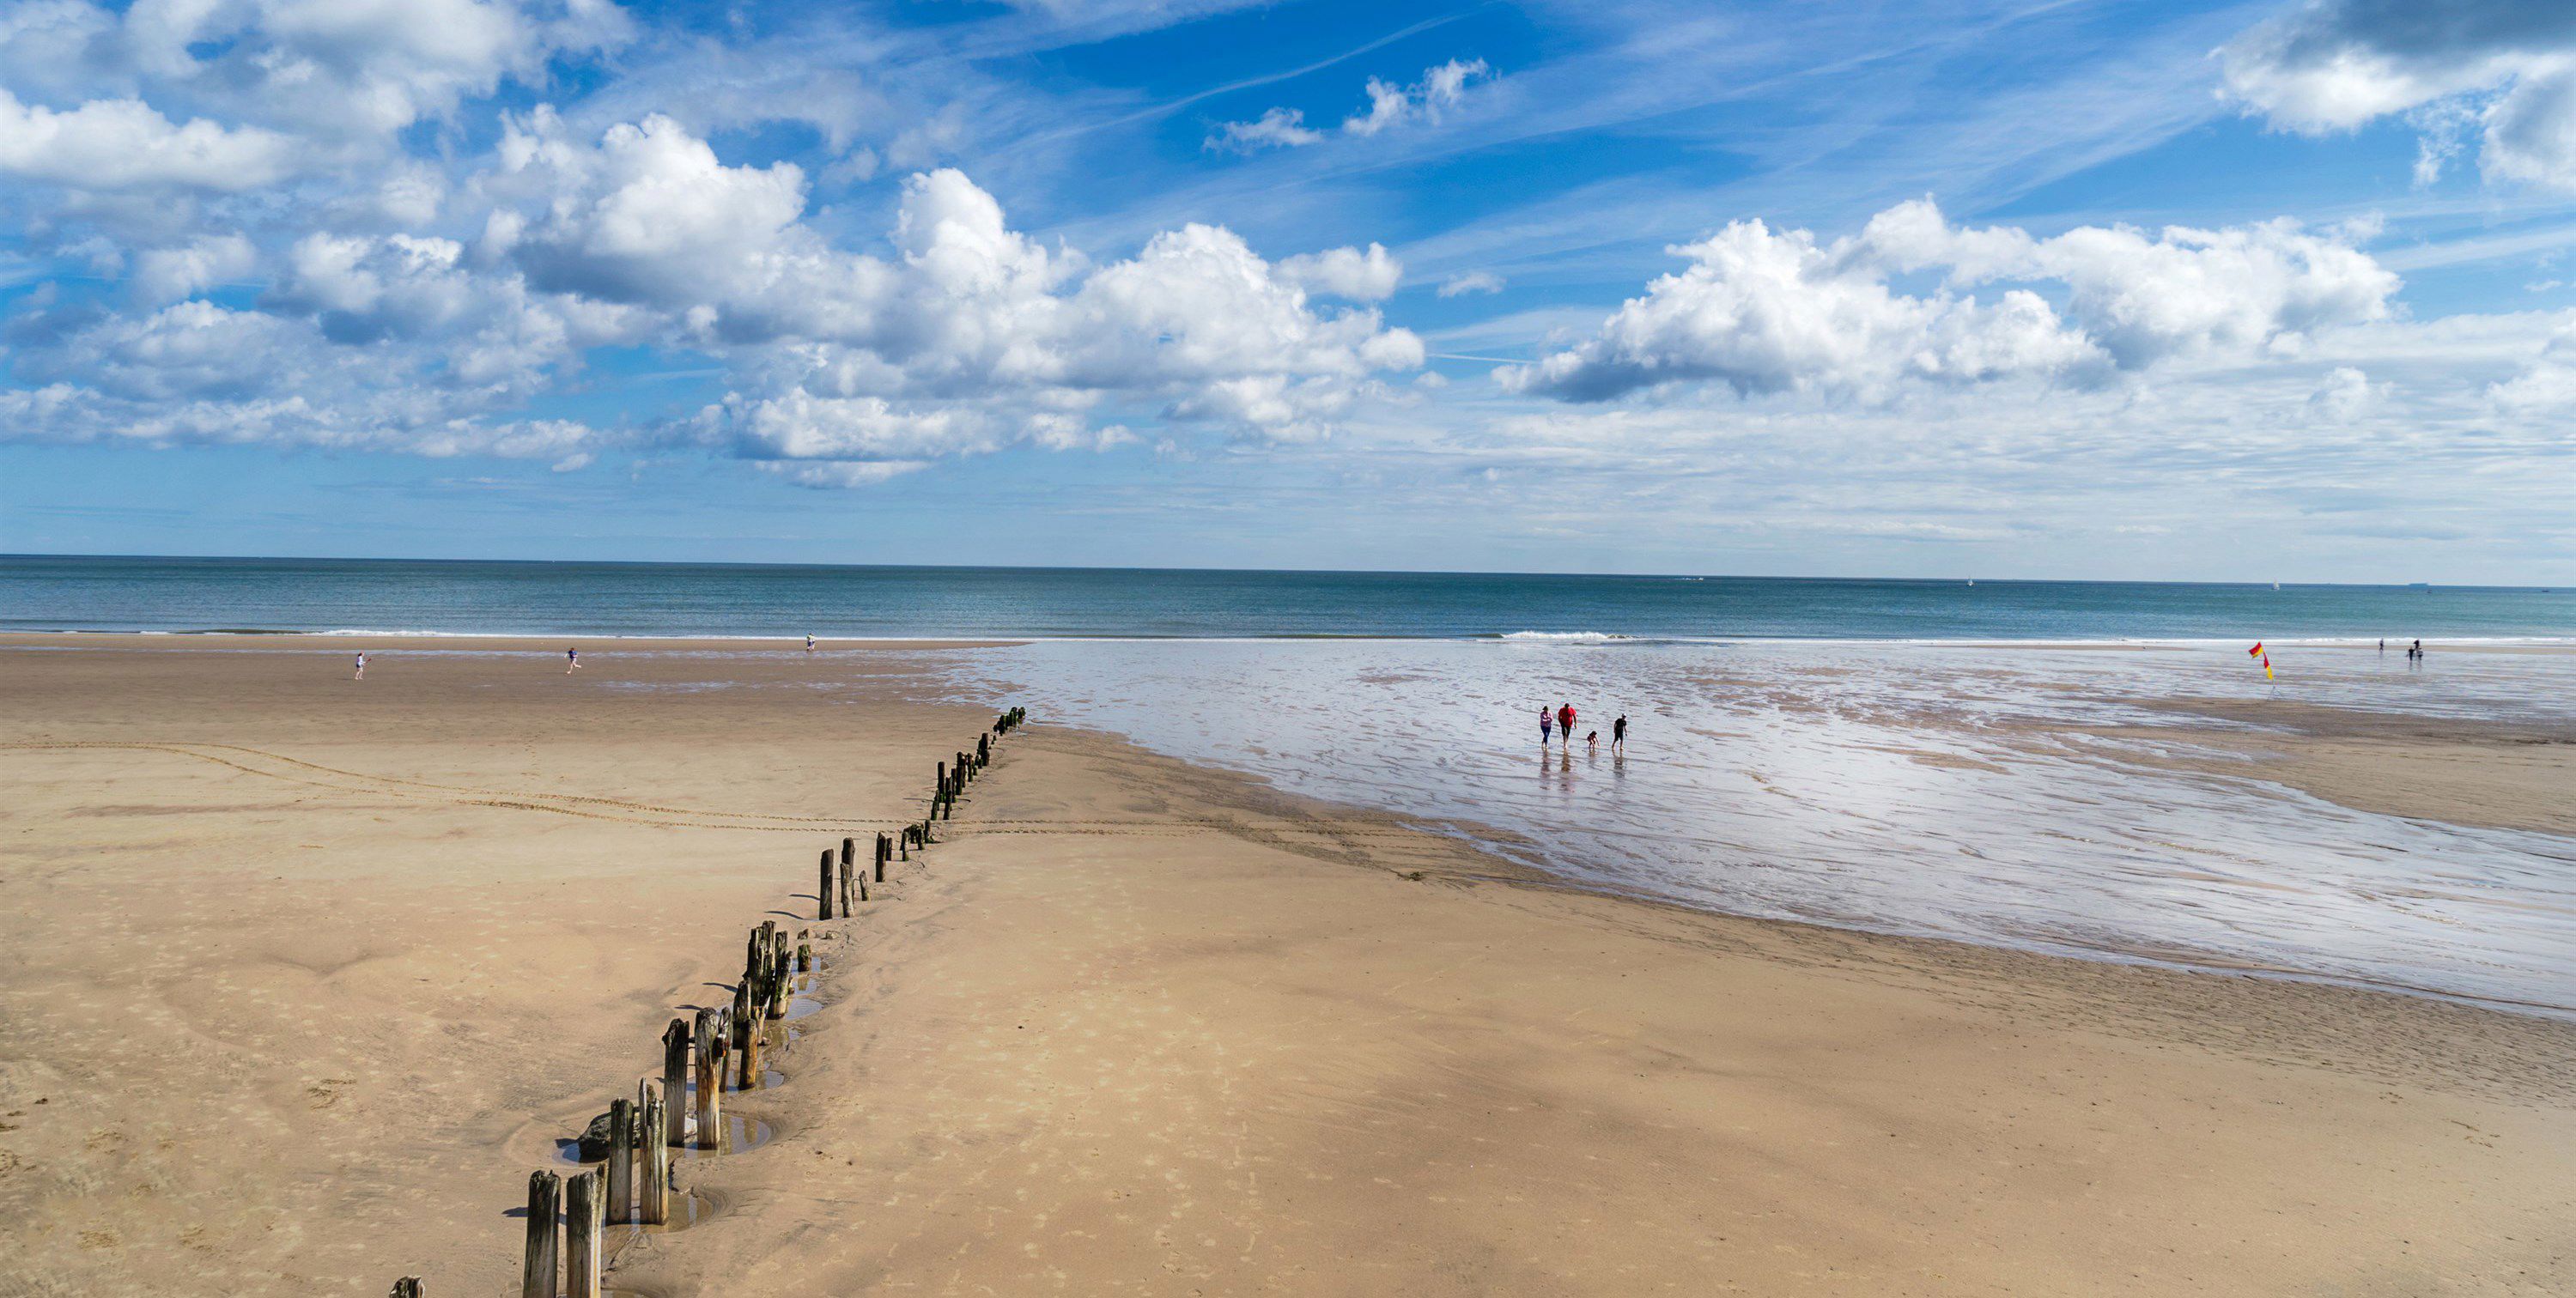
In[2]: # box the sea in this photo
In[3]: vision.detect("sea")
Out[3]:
[8,554,2573,1014]
[4,554,2568,640]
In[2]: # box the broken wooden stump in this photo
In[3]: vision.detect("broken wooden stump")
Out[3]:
[660,1018,689,1147]
[641,1083,669,1226]
[691,1008,721,1143]
[605,1097,634,1225]
[522,1169,560,1298]
[565,1168,603,1298]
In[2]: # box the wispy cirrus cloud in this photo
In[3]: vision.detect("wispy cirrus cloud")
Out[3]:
[1206,58,1493,152]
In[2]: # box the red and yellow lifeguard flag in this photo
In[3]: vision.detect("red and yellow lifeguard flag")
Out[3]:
[2249,642,2273,680]
[2247,642,2263,658]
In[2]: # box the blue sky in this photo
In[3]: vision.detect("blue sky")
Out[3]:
[2,0,2571,583]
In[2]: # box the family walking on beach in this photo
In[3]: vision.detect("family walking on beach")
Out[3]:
[1540,703,1625,750]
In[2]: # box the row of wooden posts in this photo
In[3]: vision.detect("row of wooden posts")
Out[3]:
[386,708,1029,1298]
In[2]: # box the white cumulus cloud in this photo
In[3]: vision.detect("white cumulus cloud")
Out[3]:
[2219,0,2576,191]
[1345,58,1491,136]
[2488,312,2576,409]
[131,234,257,305]
[1503,199,2397,402]
[499,110,812,309]
[0,88,300,191]
[1277,243,1403,300]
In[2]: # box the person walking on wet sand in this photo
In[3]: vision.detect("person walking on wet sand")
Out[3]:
[566,646,581,673]
[1539,704,1553,746]
[1612,714,1626,750]
[1557,701,1577,743]
[805,634,816,653]
[353,652,366,681]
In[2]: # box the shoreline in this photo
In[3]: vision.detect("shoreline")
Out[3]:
[9,632,2569,1018]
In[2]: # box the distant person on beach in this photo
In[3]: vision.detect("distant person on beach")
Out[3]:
[2411,639,2423,661]
[353,652,366,681]
[1539,705,1553,746]
[1585,730,1598,751]
[2378,639,2385,654]
[805,634,816,652]
[1613,715,1626,750]
[1558,702,1576,739]
[566,646,581,673]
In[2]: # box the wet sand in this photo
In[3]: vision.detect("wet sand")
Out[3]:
[1,636,2569,1295]
[2129,696,2576,836]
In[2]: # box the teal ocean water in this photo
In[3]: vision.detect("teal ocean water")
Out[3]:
[8,554,2570,1012]
[3,554,2570,640]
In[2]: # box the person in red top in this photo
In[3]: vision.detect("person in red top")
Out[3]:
[1557,702,1576,737]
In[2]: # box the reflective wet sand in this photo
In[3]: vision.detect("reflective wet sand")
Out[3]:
[961,639,2576,1011]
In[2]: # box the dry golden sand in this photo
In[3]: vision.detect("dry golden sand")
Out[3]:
[0,637,2569,1296]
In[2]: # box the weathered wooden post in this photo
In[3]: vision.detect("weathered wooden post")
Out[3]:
[692,1008,720,1143]
[523,1169,560,1298]
[764,933,787,1019]
[641,1083,670,1226]
[732,981,758,1087]
[566,1168,603,1298]
[817,848,835,919]
[758,922,781,1009]
[606,1096,634,1225]
[876,833,890,883]
[660,1018,689,1146]
[711,1008,731,1093]
[797,937,811,972]
[390,1279,423,1298]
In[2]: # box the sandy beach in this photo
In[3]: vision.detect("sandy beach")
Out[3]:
[2,636,2569,1296]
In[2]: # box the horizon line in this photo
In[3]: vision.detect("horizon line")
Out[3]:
[1,551,2563,593]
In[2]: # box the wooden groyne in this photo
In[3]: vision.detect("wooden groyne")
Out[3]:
[395,707,1030,1295]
